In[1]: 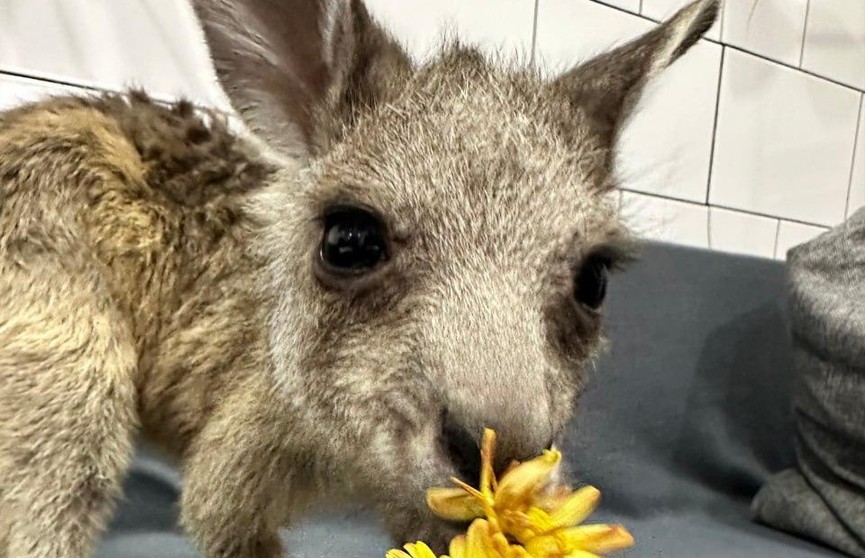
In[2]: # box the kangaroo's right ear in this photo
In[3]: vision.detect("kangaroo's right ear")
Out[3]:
[193,0,412,157]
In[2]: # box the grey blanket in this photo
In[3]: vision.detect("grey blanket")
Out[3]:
[99,243,844,557]
[753,208,865,558]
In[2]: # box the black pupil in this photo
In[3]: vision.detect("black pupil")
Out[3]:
[574,257,609,309]
[321,209,386,272]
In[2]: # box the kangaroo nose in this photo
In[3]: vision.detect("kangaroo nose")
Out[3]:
[440,413,554,485]
[441,412,482,485]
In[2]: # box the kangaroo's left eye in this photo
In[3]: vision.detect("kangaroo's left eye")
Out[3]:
[574,255,609,309]
[320,206,388,274]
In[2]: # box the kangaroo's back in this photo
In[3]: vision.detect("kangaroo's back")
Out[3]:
[0,92,277,451]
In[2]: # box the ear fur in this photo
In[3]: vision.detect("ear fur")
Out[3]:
[554,0,720,150]
[192,0,411,157]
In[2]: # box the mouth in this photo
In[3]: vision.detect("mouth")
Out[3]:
[438,411,482,487]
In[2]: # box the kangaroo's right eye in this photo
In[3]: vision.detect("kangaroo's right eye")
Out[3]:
[319,207,388,274]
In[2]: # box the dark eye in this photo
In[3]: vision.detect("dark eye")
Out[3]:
[320,207,388,274]
[574,256,609,309]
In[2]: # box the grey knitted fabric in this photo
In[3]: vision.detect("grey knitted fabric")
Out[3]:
[753,207,865,558]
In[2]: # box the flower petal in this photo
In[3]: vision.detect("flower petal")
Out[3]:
[449,535,467,558]
[386,549,413,558]
[495,449,561,510]
[427,487,485,521]
[466,520,499,558]
[549,486,601,527]
[480,429,497,497]
[404,542,440,558]
[558,524,635,553]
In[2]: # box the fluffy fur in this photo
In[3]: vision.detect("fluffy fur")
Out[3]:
[0,0,719,556]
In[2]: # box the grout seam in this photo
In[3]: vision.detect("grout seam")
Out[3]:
[622,187,834,228]
[705,46,727,205]
[772,219,782,259]
[706,206,713,250]
[844,94,864,219]
[0,68,99,92]
[580,0,864,94]
[798,0,811,68]
[530,0,540,69]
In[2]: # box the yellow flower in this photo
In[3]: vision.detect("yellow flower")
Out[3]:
[425,429,634,558]
[386,541,440,558]
[427,429,561,537]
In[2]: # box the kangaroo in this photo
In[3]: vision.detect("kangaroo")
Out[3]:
[0,0,719,556]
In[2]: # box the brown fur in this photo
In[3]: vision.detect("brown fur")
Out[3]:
[0,1,719,556]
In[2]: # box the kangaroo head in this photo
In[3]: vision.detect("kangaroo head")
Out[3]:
[194,0,718,544]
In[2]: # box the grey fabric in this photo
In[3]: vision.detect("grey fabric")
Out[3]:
[99,243,843,557]
[753,208,865,558]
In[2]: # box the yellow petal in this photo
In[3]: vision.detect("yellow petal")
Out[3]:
[480,429,497,498]
[427,487,485,521]
[558,524,635,553]
[403,542,440,558]
[449,535,467,558]
[495,449,561,510]
[386,550,413,558]
[466,520,499,558]
[548,486,601,527]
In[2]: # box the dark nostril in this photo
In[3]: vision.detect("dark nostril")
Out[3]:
[441,413,481,486]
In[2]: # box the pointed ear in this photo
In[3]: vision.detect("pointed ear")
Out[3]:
[553,0,719,149]
[192,0,412,156]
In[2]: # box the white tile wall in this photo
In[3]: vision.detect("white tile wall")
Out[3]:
[617,40,722,202]
[721,0,809,66]
[0,0,227,108]
[534,0,652,74]
[849,97,865,217]
[708,206,778,258]
[597,0,641,14]
[621,191,710,248]
[710,49,861,226]
[641,0,722,41]
[801,0,865,91]
[365,0,536,63]
[775,221,829,260]
[1,0,863,260]
[0,74,81,111]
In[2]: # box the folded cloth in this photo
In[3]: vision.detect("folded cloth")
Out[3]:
[753,207,865,558]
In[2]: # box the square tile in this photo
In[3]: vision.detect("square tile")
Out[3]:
[709,207,778,258]
[801,0,865,91]
[849,97,865,217]
[621,190,710,248]
[641,0,722,41]
[593,0,641,14]
[709,49,862,226]
[0,0,229,108]
[0,74,81,111]
[366,0,535,64]
[534,0,652,75]
[774,220,828,259]
[721,0,808,66]
[616,40,722,203]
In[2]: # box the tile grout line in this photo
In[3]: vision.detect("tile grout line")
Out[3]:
[0,68,99,92]
[844,94,864,219]
[772,219,782,259]
[578,0,864,94]
[718,0,725,40]
[622,187,833,229]
[704,46,727,205]
[798,0,811,68]
[530,0,540,69]
[706,206,714,250]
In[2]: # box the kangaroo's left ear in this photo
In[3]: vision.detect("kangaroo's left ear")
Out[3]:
[553,0,720,153]
[193,0,412,157]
